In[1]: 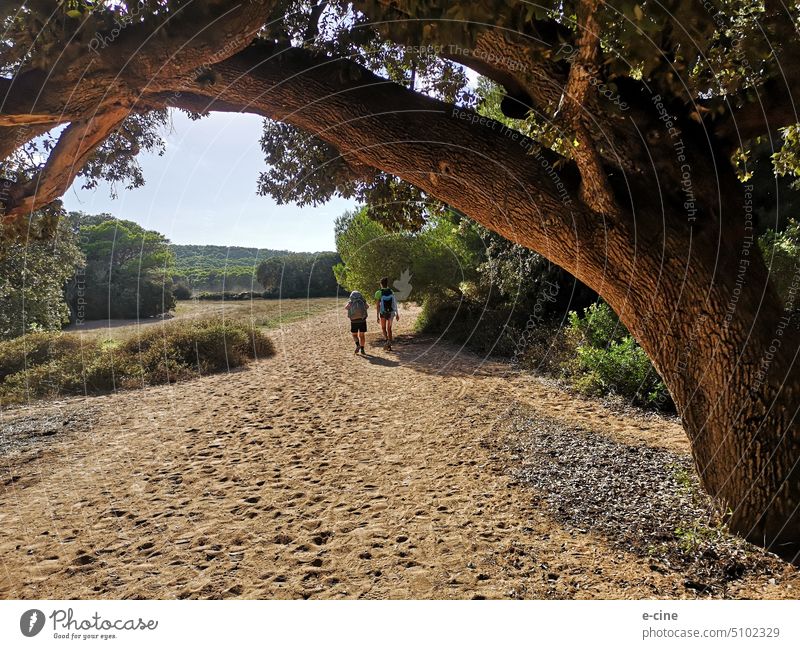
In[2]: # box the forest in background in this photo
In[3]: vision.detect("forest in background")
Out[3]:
[172,244,285,293]
[0,210,341,339]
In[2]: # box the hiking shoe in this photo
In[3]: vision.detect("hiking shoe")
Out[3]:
[387,343,393,351]
[354,344,360,354]
[360,346,366,355]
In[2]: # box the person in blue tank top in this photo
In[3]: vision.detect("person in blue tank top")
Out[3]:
[374,276,399,351]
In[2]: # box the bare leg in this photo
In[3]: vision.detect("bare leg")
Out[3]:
[386,319,393,347]
[358,331,366,350]
[351,332,360,352]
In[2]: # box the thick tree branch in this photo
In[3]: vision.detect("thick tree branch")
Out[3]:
[82,0,275,80]
[556,2,601,127]
[352,0,654,178]
[555,0,617,215]
[0,2,276,134]
[148,43,648,296]
[1,106,129,222]
[0,72,70,126]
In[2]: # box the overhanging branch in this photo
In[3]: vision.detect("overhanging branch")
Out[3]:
[154,43,630,281]
[1,106,129,222]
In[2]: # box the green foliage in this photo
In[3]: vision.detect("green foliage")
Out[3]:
[258,120,446,231]
[68,212,176,320]
[335,206,594,359]
[123,318,275,383]
[77,112,169,197]
[0,331,84,381]
[759,218,800,310]
[336,207,670,410]
[334,207,485,301]
[339,191,669,410]
[0,318,274,406]
[173,245,340,297]
[334,209,416,296]
[416,296,522,356]
[256,251,341,298]
[772,126,800,190]
[172,282,192,300]
[196,291,264,301]
[0,210,84,340]
[733,138,800,232]
[567,303,671,409]
[567,302,627,348]
[256,0,474,231]
[171,244,287,292]
[674,521,728,555]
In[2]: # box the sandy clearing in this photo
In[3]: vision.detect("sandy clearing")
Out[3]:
[0,306,796,599]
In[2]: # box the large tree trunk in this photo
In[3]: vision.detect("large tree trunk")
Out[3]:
[603,189,800,561]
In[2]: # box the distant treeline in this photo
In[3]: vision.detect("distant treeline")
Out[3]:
[172,244,286,292]
[171,245,341,298]
[256,251,341,298]
[1,209,343,338]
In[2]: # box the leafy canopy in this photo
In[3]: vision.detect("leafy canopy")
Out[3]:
[69,212,176,320]
[0,209,83,340]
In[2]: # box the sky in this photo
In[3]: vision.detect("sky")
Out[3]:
[62,111,355,252]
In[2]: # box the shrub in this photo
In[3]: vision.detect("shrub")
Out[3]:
[197,291,262,301]
[0,318,275,406]
[125,318,275,381]
[0,332,85,380]
[416,297,522,356]
[82,348,144,392]
[566,302,672,409]
[173,282,192,300]
[567,301,627,347]
[515,318,581,377]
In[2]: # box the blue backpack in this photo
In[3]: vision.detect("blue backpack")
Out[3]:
[379,288,394,315]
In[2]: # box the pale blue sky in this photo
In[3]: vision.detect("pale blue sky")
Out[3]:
[62,110,355,252]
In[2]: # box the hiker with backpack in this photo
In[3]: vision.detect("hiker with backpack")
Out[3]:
[375,277,399,351]
[345,290,369,355]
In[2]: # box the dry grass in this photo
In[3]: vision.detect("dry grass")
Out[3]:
[0,298,344,407]
[65,297,340,342]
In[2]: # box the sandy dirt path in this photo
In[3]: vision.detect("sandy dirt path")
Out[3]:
[0,306,796,599]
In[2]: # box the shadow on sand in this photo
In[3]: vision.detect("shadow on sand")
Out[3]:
[370,333,508,378]
[359,348,400,367]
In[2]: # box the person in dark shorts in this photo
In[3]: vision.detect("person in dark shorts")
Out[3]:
[375,276,399,351]
[345,290,368,354]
